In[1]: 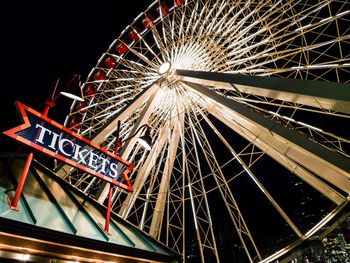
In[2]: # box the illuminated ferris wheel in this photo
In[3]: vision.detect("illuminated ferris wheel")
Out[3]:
[57,0,350,262]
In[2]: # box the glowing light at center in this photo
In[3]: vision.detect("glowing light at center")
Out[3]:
[158,61,172,75]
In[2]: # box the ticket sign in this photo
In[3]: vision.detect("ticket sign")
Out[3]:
[3,101,134,192]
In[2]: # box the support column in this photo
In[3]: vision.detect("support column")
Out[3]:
[183,81,350,194]
[176,69,350,114]
[118,122,173,219]
[97,85,161,203]
[149,115,182,238]
[55,84,160,179]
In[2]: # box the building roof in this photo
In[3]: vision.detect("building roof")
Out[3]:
[0,153,181,263]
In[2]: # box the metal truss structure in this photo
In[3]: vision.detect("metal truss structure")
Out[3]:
[56,0,350,262]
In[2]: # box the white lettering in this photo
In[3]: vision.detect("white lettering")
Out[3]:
[35,124,51,144]
[109,162,119,178]
[98,156,110,173]
[88,151,99,169]
[48,131,60,150]
[72,145,88,164]
[34,124,125,179]
[58,138,74,156]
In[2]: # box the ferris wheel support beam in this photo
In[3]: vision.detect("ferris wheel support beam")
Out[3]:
[149,114,182,238]
[190,110,260,262]
[206,106,346,206]
[118,121,174,219]
[90,83,160,145]
[176,69,350,115]
[182,81,350,195]
[55,83,160,180]
[96,85,162,203]
[186,111,221,263]
[210,105,346,205]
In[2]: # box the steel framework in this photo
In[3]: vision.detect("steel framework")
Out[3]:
[56,0,350,262]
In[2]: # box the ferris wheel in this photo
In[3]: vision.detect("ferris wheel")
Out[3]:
[56,0,350,262]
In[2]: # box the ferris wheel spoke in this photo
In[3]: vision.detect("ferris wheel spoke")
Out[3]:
[226,33,350,75]
[164,16,182,63]
[185,1,242,66]
[86,84,159,144]
[184,80,350,193]
[170,119,186,247]
[197,0,224,37]
[216,1,270,49]
[188,108,262,261]
[174,1,186,44]
[209,0,244,34]
[205,103,347,206]
[149,27,170,62]
[214,0,252,38]
[120,40,159,69]
[136,134,170,232]
[217,3,348,73]
[79,88,138,111]
[121,91,162,159]
[226,98,350,157]
[156,1,173,59]
[118,121,174,219]
[176,69,350,114]
[184,109,220,262]
[106,57,152,73]
[193,108,305,240]
[222,6,300,58]
[119,136,167,221]
[77,96,140,131]
[136,28,166,64]
[149,113,182,238]
[96,87,163,203]
[186,0,213,45]
[183,0,198,36]
[108,54,155,75]
[107,66,155,81]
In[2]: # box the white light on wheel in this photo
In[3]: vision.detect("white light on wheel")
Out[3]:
[158,61,171,75]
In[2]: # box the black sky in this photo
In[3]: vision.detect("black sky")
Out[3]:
[1,1,151,150]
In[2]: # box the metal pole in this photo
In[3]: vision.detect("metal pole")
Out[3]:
[114,120,121,156]
[42,105,51,117]
[104,184,114,234]
[43,77,60,117]
[7,152,34,211]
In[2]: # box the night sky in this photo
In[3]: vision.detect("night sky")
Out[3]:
[1,1,151,150]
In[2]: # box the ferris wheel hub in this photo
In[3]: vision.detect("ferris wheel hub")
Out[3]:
[158,61,172,75]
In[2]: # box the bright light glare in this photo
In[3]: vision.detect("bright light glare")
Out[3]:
[158,61,172,74]
[20,254,30,261]
[60,92,84,102]
[137,137,152,150]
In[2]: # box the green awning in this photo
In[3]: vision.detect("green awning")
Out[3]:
[0,153,181,263]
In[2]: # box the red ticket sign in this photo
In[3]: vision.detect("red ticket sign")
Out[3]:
[3,101,134,192]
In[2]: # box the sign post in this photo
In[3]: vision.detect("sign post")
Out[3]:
[104,184,114,234]
[7,152,33,211]
[3,101,134,216]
